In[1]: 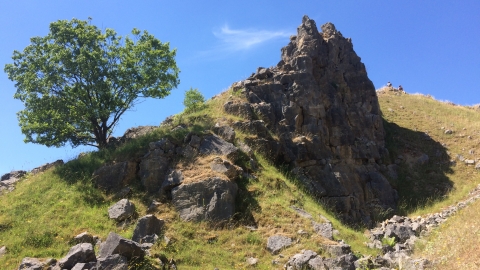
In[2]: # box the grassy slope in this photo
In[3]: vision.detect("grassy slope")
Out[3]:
[1,88,479,269]
[378,89,480,269]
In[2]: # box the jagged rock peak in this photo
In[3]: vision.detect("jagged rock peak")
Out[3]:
[228,16,397,225]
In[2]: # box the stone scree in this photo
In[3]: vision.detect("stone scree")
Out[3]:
[226,15,397,225]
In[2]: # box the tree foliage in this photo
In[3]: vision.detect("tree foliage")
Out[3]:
[4,19,180,148]
[183,88,205,113]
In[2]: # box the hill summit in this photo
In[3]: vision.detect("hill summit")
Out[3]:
[228,15,397,224]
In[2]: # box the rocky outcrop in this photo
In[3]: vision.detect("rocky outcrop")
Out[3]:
[58,243,96,269]
[171,177,238,222]
[99,232,145,260]
[266,235,292,254]
[93,161,137,192]
[132,215,164,243]
[227,16,397,225]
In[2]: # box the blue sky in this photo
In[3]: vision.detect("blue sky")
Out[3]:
[1,1,479,173]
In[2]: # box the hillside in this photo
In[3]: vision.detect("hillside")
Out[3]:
[1,16,480,270]
[1,87,479,269]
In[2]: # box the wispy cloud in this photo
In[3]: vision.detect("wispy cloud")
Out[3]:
[213,25,291,51]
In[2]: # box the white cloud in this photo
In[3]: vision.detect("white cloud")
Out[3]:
[213,25,291,51]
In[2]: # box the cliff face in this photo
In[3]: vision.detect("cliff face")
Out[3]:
[229,16,397,224]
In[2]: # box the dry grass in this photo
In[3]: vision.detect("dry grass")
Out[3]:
[415,198,480,269]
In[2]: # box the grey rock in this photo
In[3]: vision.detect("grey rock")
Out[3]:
[210,157,242,180]
[160,170,184,193]
[172,177,238,222]
[213,123,236,143]
[246,257,258,266]
[312,222,333,240]
[121,126,156,142]
[108,199,135,221]
[74,232,95,245]
[147,200,162,213]
[96,254,128,270]
[1,170,26,181]
[132,215,164,243]
[444,129,453,134]
[58,243,96,269]
[92,162,137,192]
[285,250,318,269]
[384,224,415,242]
[266,235,292,254]
[139,155,170,191]
[71,263,87,270]
[308,256,326,270]
[322,242,352,257]
[31,160,64,175]
[199,135,240,162]
[223,101,254,119]
[224,16,397,223]
[0,246,5,258]
[99,232,145,260]
[18,257,44,270]
[323,253,357,270]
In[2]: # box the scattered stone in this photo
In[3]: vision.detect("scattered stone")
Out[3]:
[74,232,95,245]
[322,242,352,257]
[58,243,96,269]
[285,250,318,269]
[147,200,162,213]
[246,257,259,266]
[18,257,45,270]
[444,129,453,134]
[172,177,238,222]
[132,215,164,243]
[312,221,334,240]
[99,232,145,260]
[0,246,6,258]
[108,199,135,221]
[464,159,475,165]
[266,235,292,254]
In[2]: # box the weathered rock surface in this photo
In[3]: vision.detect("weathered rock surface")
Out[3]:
[99,232,145,260]
[132,215,164,243]
[212,123,236,143]
[266,235,292,254]
[31,159,64,175]
[210,157,243,180]
[92,162,137,192]
[58,243,96,269]
[108,199,135,221]
[18,257,45,270]
[199,135,240,162]
[227,16,397,224]
[139,138,175,191]
[285,249,357,270]
[73,232,95,245]
[95,254,128,270]
[172,177,238,222]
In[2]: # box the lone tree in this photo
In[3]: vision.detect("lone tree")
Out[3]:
[4,19,179,149]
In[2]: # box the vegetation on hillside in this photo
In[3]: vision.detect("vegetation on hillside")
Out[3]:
[1,87,479,269]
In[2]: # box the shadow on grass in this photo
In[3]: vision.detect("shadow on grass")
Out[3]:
[383,119,454,215]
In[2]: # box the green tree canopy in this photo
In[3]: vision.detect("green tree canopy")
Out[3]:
[183,88,205,113]
[4,18,180,149]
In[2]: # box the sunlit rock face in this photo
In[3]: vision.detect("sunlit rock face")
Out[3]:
[231,16,397,225]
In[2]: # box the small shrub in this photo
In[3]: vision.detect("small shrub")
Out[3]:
[183,88,206,113]
[382,236,396,247]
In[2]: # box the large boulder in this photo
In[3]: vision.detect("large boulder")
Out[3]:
[58,243,96,269]
[92,162,137,192]
[108,199,135,221]
[226,16,397,224]
[132,215,165,243]
[99,232,145,260]
[171,177,238,222]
